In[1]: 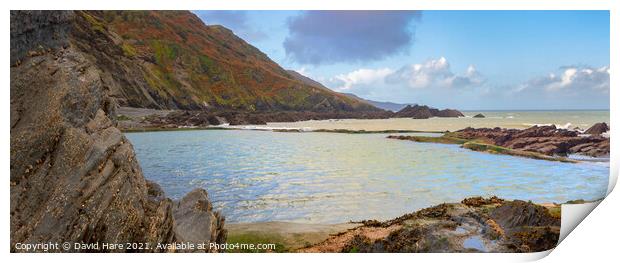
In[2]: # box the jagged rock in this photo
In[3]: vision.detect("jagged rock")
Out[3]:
[454,125,609,157]
[10,10,225,252]
[394,105,464,119]
[473,113,485,118]
[173,189,227,252]
[302,197,560,253]
[584,122,609,135]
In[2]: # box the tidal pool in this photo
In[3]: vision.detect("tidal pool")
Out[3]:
[126,129,609,224]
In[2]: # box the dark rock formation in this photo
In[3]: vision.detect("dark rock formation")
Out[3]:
[455,125,609,157]
[473,113,485,118]
[584,122,609,135]
[301,197,560,253]
[394,105,464,119]
[435,109,465,118]
[117,108,395,130]
[11,10,225,252]
[173,189,227,252]
[394,105,432,119]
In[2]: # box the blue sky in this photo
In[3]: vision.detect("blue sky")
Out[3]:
[193,10,610,110]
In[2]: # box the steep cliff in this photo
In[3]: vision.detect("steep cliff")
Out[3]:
[10,11,225,252]
[66,11,379,112]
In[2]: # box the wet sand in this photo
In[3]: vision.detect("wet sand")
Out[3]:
[226,222,361,251]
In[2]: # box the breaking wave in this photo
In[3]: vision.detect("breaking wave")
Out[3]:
[521,122,573,129]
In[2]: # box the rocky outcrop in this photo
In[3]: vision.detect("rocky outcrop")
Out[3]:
[473,113,485,118]
[11,10,224,252]
[584,122,609,135]
[435,109,465,118]
[116,107,394,130]
[394,105,464,119]
[301,197,560,253]
[455,125,609,157]
[173,189,227,252]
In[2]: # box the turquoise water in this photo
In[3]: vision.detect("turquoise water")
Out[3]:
[126,130,609,224]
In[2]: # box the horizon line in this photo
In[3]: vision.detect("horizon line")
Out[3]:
[457,108,610,112]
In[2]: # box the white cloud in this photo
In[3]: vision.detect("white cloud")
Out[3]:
[323,57,484,98]
[518,66,609,93]
[386,57,484,89]
[332,68,394,91]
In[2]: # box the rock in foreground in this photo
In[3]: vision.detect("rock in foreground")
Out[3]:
[10,11,224,252]
[173,189,227,252]
[301,197,560,253]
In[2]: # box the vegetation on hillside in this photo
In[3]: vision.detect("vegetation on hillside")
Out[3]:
[82,11,378,112]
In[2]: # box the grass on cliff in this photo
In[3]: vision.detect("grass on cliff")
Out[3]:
[121,43,137,58]
[98,10,378,111]
[79,11,106,33]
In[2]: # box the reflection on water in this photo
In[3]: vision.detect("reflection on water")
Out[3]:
[126,130,609,224]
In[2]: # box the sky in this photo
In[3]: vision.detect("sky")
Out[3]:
[193,10,610,110]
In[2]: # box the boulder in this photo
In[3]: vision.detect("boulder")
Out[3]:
[584,122,609,135]
[173,189,227,252]
[473,113,485,118]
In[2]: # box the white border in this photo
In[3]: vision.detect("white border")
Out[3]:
[2,0,617,262]
[2,0,616,10]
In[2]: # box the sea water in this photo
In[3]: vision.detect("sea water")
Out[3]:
[241,110,610,132]
[126,126,609,224]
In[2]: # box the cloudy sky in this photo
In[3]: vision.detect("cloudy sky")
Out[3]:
[193,10,610,110]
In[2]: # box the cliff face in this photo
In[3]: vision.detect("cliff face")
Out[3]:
[10,11,225,252]
[64,11,378,112]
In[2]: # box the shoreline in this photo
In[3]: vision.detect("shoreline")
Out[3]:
[224,196,568,253]
[121,125,445,134]
[117,107,610,134]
